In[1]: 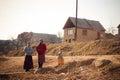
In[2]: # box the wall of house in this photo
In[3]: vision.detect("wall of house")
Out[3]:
[118,27,120,35]
[64,28,75,42]
[77,28,96,41]
[77,28,105,42]
[64,28,105,42]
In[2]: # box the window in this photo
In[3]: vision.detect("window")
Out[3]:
[82,29,87,36]
[68,29,73,35]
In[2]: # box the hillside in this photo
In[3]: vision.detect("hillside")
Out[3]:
[47,39,120,56]
[4,38,120,56]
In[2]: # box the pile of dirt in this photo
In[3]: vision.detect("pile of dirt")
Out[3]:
[7,47,24,56]
[47,39,120,56]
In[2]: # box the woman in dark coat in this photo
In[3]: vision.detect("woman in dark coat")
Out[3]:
[23,42,34,72]
[36,39,47,70]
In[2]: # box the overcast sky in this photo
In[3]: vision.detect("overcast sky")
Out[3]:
[0,0,120,40]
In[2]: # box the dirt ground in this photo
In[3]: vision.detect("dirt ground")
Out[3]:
[0,55,120,80]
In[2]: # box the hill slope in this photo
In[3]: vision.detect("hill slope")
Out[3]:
[4,39,120,56]
[47,39,120,56]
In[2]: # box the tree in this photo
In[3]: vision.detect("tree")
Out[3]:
[57,31,63,42]
[8,37,19,49]
[57,31,62,39]
[17,32,33,46]
[106,26,117,35]
[106,22,118,35]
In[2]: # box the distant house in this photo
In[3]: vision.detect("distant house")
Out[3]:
[32,33,60,43]
[63,17,106,42]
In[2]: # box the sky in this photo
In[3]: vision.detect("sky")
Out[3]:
[0,0,120,40]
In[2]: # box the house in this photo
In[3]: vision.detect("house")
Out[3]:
[117,24,120,36]
[32,33,60,43]
[17,32,61,46]
[63,17,106,42]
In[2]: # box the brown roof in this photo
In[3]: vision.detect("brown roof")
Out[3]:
[63,17,106,31]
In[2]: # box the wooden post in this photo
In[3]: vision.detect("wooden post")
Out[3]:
[75,0,78,41]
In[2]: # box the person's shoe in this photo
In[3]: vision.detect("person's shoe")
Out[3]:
[25,69,29,72]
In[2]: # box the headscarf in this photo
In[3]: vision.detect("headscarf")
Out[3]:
[39,39,43,46]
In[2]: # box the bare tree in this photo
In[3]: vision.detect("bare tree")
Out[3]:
[17,32,33,46]
[57,31,62,39]
[57,31,63,42]
[107,26,117,35]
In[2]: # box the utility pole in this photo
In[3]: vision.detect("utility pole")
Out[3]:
[75,0,78,41]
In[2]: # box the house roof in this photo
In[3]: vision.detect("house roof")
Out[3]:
[33,33,59,43]
[63,17,105,31]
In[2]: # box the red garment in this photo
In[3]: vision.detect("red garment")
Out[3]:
[38,54,45,62]
[36,43,46,54]
[36,43,47,62]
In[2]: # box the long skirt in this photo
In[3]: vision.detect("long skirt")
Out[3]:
[23,55,33,69]
[38,54,45,63]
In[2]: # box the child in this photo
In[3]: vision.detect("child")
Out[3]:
[57,49,64,65]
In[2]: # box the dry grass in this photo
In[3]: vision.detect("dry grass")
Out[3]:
[47,39,120,56]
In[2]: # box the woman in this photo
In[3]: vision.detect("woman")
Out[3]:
[36,39,47,70]
[23,42,34,72]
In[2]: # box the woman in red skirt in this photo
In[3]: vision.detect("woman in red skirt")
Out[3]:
[36,39,47,70]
